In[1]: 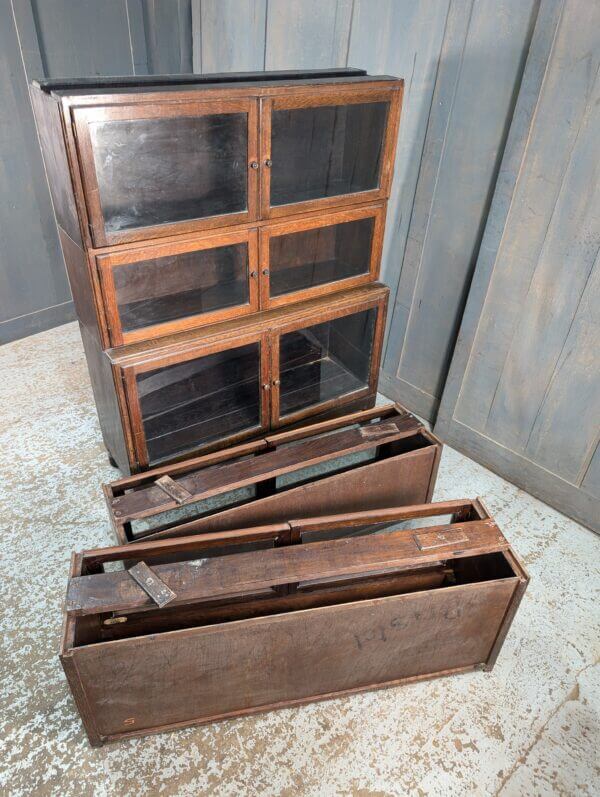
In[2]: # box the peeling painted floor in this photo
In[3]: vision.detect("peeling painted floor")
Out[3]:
[0,321,598,797]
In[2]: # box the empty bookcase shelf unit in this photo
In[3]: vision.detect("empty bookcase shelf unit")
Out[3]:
[62,499,528,746]
[103,403,442,549]
[31,68,403,473]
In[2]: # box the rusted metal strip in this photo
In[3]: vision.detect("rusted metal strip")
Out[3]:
[359,421,407,440]
[155,475,193,505]
[128,561,177,608]
[414,529,470,551]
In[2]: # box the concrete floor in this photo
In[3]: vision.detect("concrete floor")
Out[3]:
[0,321,598,797]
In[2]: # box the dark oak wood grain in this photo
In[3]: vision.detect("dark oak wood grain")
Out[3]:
[102,403,442,547]
[32,72,402,473]
[61,499,528,746]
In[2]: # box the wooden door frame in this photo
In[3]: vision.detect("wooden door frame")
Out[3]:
[95,228,260,346]
[117,330,270,469]
[259,85,402,220]
[270,294,387,427]
[258,203,386,310]
[71,98,260,247]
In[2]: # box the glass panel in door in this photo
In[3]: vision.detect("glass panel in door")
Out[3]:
[87,110,249,235]
[269,216,374,298]
[278,308,376,418]
[269,101,389,208]
[112,241,250,335]
[136,342,262,464]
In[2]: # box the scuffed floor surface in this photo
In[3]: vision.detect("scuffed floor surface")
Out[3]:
[0,322,598,797]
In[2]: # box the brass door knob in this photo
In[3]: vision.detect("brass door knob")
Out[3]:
[249,161,259,169]
[272,379,281,386]
[264,159,273,167]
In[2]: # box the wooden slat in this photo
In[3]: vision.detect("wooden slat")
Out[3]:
[108,439,268,491]
[264,402,399,445]
[81,524,291,571]
[66,519,507,616]
[290,499,485,533]
[108,282,389,365]
[110,412,420,520]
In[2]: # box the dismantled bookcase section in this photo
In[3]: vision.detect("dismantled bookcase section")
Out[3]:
[103,403,442,547]
[61,499,528,746]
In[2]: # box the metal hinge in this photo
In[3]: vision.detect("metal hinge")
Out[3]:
[128,561,177,608]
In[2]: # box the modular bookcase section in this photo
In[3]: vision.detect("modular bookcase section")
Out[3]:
[30,69,402,473]
[103,403,442,550]
[61,499,528,746]
[109,283,388,471]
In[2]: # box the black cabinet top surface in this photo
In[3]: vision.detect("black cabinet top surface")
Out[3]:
[34,68,401,98]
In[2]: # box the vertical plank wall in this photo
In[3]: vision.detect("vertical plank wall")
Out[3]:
[435,0,600,532]
[0,0,73,343]
[2,0,193,343]
[379,0,539,419]
[3,0,535,370]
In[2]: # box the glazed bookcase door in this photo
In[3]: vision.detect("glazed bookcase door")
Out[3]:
[72,99,259,246]
[260,87,400,219]
[122,333,270,468]
[97,230,259,345]
[270,299,385,426]
[259,204,385,309]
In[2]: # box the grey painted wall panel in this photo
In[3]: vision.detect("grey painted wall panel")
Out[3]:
[380,0,538,419]
[524,248,600,484]
[435,0,564,419]
[265,0,352,69]
[0,0,70,333]
[485,74,600,456]
[141,0,193,74]
[125,0,151,75]
[453,3,600,432]
[30,0,135,77]
[380,0,471,396]
[348,0,451,418]
[199,0,266,73]
[388,0,538,409]
[2,0,195,343]
[582,442,600,499]
[436,0,600,532]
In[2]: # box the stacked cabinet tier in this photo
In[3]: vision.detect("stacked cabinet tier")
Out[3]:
[111,284,388,469]
[31,70,402,473]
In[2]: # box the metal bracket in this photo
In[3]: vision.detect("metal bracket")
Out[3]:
[359,421,400,440]
[155,475,193,505]
[414,529,469,551]
[128,561,177,608]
